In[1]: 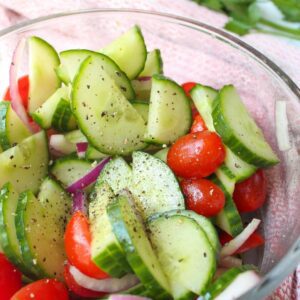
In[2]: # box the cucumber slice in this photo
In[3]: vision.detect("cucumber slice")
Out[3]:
[131,151,185,218]
[65,129,87,143]
[90,182,131,277]
[85,145,107,160]
[148,209,220,255]
[16,178,71,279]
[215,166,235,196]
[191,84,257,182]
[97,157,132,194]
[211,175,243,237]
[107,192,172,298]
[50,155,92,188]
[28,36,61,114]
[153,147,169,163]
[0,183,35,278]
[144,75,192,144]
[139,49,163,77]
[132,101,149,123]
[212,85,279,167]
[0,101,31,150]
[101,26,147,79]
[123,283,151,297]
[72,55,147,155]
[0,131,48,194]
[59,49,135,100]
[203,265,257,299]
[148,214,216,297]
[132,78,152,101]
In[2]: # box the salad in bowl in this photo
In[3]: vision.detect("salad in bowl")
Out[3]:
[0,25,280,300]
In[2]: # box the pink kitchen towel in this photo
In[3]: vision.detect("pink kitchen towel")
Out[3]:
[0,0,299,299]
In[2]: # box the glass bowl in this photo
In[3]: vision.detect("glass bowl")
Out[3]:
[0,9,299,299]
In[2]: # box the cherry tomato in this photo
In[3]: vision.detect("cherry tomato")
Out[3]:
[64,263,106,298]
[219,231,264,254]
[182,82,196,98]
[167,131,226,178]
[4,75,29,109]
[233,170,267,213]
[181,178,225,217]
[190,114,207,133]
[0,253,22,300]
[11,279,68,300]
[64,211,109,279]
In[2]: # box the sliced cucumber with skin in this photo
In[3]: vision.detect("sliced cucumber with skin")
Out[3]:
[59,49,135,100]
[65,129,87,144]
[0,183,35,278]
[139,49,163,77]
[132,101,149,123]
[123,283,151,297]
[0,101,31,150]
[50,155,93,188]
[210,175,243,237]
[85,145,107,160]
[97,157,132,194]
[72,55,147,155]
[107,192,172,299]
[148,209,220,255]
[28,36,61,114]
[203,265,257,299]
[148,214,216,297]
[0,131,48,194]
[215,166,235,196]
[212,85,279,167]
[144,75,192,145]
[101,26,147,79]
[16,178,71,280]
[153,147,169,162]
[131,151,185,219]
[132,78,152,101]
[90,182,131,277]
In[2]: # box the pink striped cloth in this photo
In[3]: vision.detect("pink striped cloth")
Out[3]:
[0,1,299,299]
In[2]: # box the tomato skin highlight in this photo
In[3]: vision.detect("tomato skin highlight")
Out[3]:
[219,231,265,254]
[181,178,225,217]
[64,263,106,298]
[0,253,22,300]
[167,131,226,178]
[190,114,207,133]
[11,279,69,300]
[4,75,29,109]
[64,211,109,279]
[182,82,196,98]
[233,170,267,213]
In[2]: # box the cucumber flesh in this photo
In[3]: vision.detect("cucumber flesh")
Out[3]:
[132,101,149,123]
[139,49,163,77]
[85,145,107,160]
[28,36,61,114]
[101,26,147,79]
[131,151,185,219]
[144,75,192,144]
[148,214,216,297]
[15,178,71,280]
[153,147,169,163]
[0,131,49,194]
[65,130,87,143]
[72,55,147,155]
[107,192,172,299]
[0,101,31,150]
[90,182,131,277]
[212,85,279,167]
[59,49,135,100]
[215,166,235,196]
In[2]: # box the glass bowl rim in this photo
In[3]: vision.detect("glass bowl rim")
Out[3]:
[0,8,299,299]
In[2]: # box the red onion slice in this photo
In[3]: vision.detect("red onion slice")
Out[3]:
[109,296,151,300]
[72,190,87,215]
[219,256,242,268]
[220,219,261,257]
[9,38,32,131]
[137,76,151,82]
[69,265,139,293]
[67,157,111,193]
[76,142,88,158]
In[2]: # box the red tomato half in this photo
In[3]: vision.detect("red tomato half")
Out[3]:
[182,82,196,98]
[190,114,207,133]
[219,231,265,254]
[233,170,267,213]
[0,253,22,300]
[4,75,29,109]
[181,178,225,217]
[167,131,226,178]
[11,279,68,300]
[64,263,106,298]
[64,211,109,279]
